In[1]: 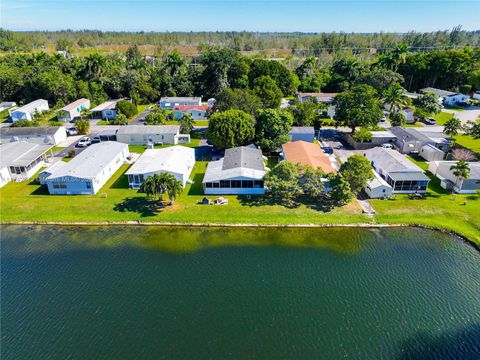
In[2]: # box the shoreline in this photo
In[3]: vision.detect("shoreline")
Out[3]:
[2,220,478,251]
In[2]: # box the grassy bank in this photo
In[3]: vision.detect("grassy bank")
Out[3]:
[1,160,479,245]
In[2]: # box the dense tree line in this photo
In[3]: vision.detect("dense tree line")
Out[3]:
[2,28,480,53]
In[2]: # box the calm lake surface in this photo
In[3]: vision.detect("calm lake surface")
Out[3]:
[1,225,479,359]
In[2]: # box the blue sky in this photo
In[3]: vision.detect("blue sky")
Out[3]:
[1,0,479,32]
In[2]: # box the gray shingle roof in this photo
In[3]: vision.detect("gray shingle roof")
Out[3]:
[0,126,62,137]
[223,146,265,171]
[289,127,315,135]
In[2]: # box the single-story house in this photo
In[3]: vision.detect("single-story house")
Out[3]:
[94,129,118,142]
[365,170,393,199]
[90,99,121,120]
[473,91,480,100]
[297,92,337,104]
[364,147,430,194]
[9,99,49,122]
[116,125,190,145]
[345,130,397,150]
[288,127,315,143]
[203,146,267,195]
[0,126,67,146]
[126,146,195,189]
[57,98,90,122]
[281,141,335,173]
[172,105,209,120]
[444,93,470,107]
[41,141,129,195]
[400,107,415,124]
[419,87,455,98]
[419,144,445,162]
[159,97,202,110]
[428,161,480,194]
[0,102,16,112]
[390,126,450,155]
[0,141,52,187]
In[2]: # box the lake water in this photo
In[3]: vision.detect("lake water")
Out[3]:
[1,225,479,359]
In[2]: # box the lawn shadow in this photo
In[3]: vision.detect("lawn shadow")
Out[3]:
[237,194,335,211]
[110,173,130,189]
[113,196,165,217]
[30,184,50,195]
[188,172,205,195]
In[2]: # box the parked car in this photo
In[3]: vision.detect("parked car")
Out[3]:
[381,143,393,149]
[67,127,78,136]
[91,136,101,144]
[322,146,333,154]
[424,117,436,125]
[379,115,387,122]
[77,137,91,147]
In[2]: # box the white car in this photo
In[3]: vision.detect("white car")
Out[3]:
[67,127,78,136]
[77,137,91,147]
[381,143,393,149]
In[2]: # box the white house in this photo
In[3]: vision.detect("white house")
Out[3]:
[0,102,16,112]
[473,91,480,100]
[364,147,430,194]
[428,161,480,194]
[9,99,49,122]
[419,144,445,162]
[297,92,337,104]
[288,127,315,143]
[400,107,415,124]
[159,97,202,110]
[390,127,450,155]
[444,93,470,107]
[116,125,190,145]
[126,146,195,189]
[0,126,67,146]
[90,100,121,120]
[365,171,393,199]
[172,105,209,120]
[203,146,267,195]
[0,141,52,187]
[41,141,129,195]
[57,98,90,122]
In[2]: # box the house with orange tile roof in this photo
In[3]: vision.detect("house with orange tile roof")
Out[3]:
[172,105,209,120]
[281,141,335,173]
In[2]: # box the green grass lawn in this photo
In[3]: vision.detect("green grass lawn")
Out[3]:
[434,111,453,126]
[404,122,424,128]
[454,134,480,155]
[0,109,10,122]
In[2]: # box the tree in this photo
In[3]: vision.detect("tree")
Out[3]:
[113,113,128,125]
[390,111,406,127]
[255,109,293,152]
[179,113,195,134]
[164,174,184,205]
[288,100,321,127]
[115,100,138,118]
[465,121,480,139]
[383,83,409,113]
[416,92,440,114]
[125,45,143,69]
[450,160,470,190]
[339,155,373,194]
[206,110,255,149]
[264,161,300,205]
[213,88,261,116]
[329,175,353,205]
[145,108,167,125]
[76,119,90,135]
[140,173,171,201]
[253,75,283,109]
[443,117,462,137]
[469,69,480,91]
[299,165,325,199]
[249,59,299,96]
[334,84,383,133]
[55,38,73,52]
[352,128,372,143]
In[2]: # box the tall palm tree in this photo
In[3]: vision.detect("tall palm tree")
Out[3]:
[164,50,184,77]
[383,83,409,113]
[84,53,106,81]
[140,175,159,200]
[165,176,184,205]
[450,160,470,192]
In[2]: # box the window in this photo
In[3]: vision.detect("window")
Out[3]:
[242,180,254,188]
[86,182,92,189]
[52,182,67,189]
[220,180,230,188]
[205,183,212,188]
[254,180,264,188]
[231,180,241,188]
[212,182,220,188]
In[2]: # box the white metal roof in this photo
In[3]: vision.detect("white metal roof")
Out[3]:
[117,125,180,135]
[367,170,392,189]
[126,146,195,176]
[202,158,266,183]
[10,99,48,114]
[45,141,128,180]
[0,141,52,168]
[364,147,423,173]
[90,99,120,112]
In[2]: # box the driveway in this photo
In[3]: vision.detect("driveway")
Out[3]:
[454,110,480,125]
[130,107,152,125]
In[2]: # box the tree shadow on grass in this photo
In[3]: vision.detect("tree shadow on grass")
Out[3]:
[238,194,335,212]
[113,196,165,217]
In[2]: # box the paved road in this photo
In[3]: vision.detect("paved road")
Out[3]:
[130,107,152,125]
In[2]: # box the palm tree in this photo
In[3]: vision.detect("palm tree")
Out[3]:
[84,53,106,81]
[164,50,184,77]
[443,117,462,145]
[391,43,408,71]
[383,83,409,113]
[450,160,470,192]
[140,175,160,200]
[165,176,183,205]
